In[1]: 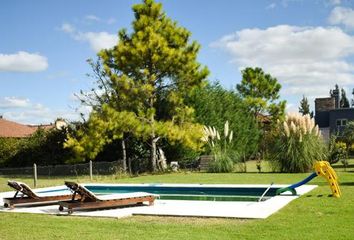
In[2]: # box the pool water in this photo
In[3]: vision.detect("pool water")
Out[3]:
[85,185,280,202]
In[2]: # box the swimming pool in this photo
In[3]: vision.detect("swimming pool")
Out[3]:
[83,183,280,202]
[0,183,317,218]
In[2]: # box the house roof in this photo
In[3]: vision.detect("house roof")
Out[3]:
[256,113,271,124]
[0,118,54,138]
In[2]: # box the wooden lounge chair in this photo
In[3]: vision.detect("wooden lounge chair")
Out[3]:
[58,181,157,214]
[3,180,74,209]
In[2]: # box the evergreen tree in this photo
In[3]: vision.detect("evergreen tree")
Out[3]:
[340,88,350,108]
[236,67,286,123]
[187,82,261,158]
[74,59,130,172]
[65,0,209,172]
[299,95,313,118]
[236,67,286,161]
[330,84,340,97]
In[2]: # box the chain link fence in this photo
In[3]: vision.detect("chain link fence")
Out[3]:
[0,157,202,180]
[0,160,124,177]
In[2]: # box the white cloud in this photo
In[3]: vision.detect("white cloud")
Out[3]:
[0,96,91,125]
[60,23,117,52]
[266,3,277,10]
[60,23,75,33]
[83,15,116,25]
[0,51,48,72]
[85,15,101,22]
[212,25,354,100]
[0,97,31,108]
[328,0,341,5]
[286,103,298,113]
[280,0,302,8]
[74,32,117,52]
[107,17,116,25]
[328,7,354,29]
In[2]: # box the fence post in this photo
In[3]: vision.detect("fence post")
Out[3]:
[33,163,37,188]
[89,160,93,181]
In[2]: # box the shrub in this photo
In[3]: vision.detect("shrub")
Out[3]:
[0,128,77,167]
[341,158,349,171]
[202,121,236,173]
[208,150,235,173]
[0,138,22,166]
[268,113,327,173]
[349,143,354,156]
[342,121,354,148]
[328,137,347,164]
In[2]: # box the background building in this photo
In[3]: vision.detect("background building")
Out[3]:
[314,88,354,141]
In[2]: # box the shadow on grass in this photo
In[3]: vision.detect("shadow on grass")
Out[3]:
[338,182,354,186]
[332,164,354,169]
[305,194,335,198]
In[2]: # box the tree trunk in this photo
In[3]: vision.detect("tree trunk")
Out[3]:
[121,139,127,173]
[150,137,158,172]
[149,93,158,172]
[128,157,132,175]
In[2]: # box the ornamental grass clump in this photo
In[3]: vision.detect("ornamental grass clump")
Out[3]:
[269,113,326,173]
[202,121,235,173]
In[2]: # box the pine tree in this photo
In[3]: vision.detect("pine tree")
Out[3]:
[236,67,286,123]
[299,95,314,118]
[65,0,209,172]
[340,88,350,108]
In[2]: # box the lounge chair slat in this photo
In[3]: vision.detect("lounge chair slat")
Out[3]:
[3,180,75,209]
[59,181,157,213]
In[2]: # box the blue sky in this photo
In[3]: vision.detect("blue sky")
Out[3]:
[1,0,354,124]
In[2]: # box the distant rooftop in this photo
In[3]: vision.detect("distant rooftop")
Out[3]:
[0,117,55,138]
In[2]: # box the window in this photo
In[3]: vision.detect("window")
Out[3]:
[336,119,347,127]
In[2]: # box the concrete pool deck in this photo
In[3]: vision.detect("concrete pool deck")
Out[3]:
[0,184,317,219]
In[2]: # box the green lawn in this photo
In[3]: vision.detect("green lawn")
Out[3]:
[0,163,353,240]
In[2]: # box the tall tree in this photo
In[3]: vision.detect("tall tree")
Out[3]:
[236,67,286,123]
[351,88,354,107]
[299,95,313,118]
[340,88,350,108]
[66,0,209,172]
[187,82,261,158]
[73,59,131,172]
[330,84,340,97]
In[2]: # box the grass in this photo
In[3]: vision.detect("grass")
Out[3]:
[0,161,353,240]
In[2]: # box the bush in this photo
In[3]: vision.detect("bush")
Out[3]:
[341,158,349,171]
[187,83,261,160]
[208,151,235,173]
[0,128,77,167]
[0,138,22,166]
[342,121,354,148]
[268,113,327,173]
[328,136,347,164]
[203,121,237,173]
[162,142,200,169]
[349,143,354,156]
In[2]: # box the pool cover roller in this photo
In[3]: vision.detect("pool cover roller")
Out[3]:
[276,161,341,198]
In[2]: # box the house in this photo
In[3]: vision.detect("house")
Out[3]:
[0,116,67,138]
[314,89,354,141]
